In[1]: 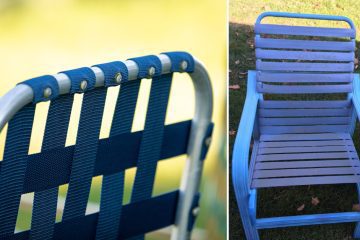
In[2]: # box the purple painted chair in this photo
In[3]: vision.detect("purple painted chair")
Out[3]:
[232,12,360,239]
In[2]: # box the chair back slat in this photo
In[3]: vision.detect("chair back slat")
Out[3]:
[0,105,35,236]
[62,88,107,220]
[96,79,141,239]
[31,95,73,239]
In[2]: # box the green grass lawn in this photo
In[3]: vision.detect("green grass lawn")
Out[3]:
[229,0,360,239]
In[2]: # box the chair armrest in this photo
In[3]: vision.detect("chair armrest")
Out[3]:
[232,70,259,197]
[352,74,360,119]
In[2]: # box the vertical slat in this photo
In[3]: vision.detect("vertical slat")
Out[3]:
[95,80,141,240]
[62,88,107,220]
[130,74,173,239]
[0,105,35,237]
[30,96,73,239]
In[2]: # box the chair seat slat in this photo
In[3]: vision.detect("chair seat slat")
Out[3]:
[259,117,351,126]
[258,145,353,154]
[260,133,351,141]
[255,24,355,38]
[255,159,360,170]
[257,152,358,162]
[253,167,360,179]
[260,124,350,134]
[259,100,351,108]
[259,139,354,148]
[252,175,360,188]
[259,108,351,117]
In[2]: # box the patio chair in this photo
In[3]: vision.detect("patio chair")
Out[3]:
[0,51,213,239]
[232,12,360,239]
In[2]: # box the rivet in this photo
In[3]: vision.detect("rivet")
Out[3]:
[114,72,122,84]
[192,207,200,217]
[205,137,212,147]
[147,66,156,78]
[80,80,88,91]
[180,60,188,71]
[43,87,52,98]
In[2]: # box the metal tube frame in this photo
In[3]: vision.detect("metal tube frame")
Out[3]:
[0,54,213,240]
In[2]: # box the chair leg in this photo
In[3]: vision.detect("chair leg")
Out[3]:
[354,183,360,239]
[237,193,260,240]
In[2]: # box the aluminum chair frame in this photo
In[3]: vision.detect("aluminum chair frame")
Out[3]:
[0,53,213,240]
[232,12,360,239]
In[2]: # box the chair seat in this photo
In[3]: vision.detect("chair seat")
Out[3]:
[251,133,360,188]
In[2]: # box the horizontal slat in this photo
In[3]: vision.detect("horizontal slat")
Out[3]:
[255,160,360,170]
[255,24,355,38]
[252,175,360,188]
[259,100,351,108]
[256,212,360,229]
[259,108,351,117]
[260,133,351,141]
[259,117,351,126]
[255,37,355,51]
[257,61,354,72]
[259,140,353,148]
[258,145,352,154]
[260,124,349,134]
[257,152,357,162]
[257,84,352,94]
[256,49,354,61]
[253,167,360,178]
[257,72,353,83]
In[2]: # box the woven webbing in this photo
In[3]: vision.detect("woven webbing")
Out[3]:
[0,105,35,237]
[62,88,106,220]
[30,95,73,239]
[130,73,173,239]
[95,80,141,239]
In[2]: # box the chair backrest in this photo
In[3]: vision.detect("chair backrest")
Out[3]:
[0,52,213,239]
[254,12,356,135]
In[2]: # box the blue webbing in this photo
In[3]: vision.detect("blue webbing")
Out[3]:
[30,95,73,239]
[0,105,35,237]
[95,80,141,239]
[130,73,173,239]
[62,88,107,220]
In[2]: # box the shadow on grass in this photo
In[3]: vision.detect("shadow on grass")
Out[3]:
[229,21,360,240]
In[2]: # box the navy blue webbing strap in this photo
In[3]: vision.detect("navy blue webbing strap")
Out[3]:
[61,68,106,220]
[93,61,129,87]
[129,71,173,240]
[0,105,35,237]
[21,75,60,103]
[95,79,141,240]
[162,51,195,73]
[30,95,73,239]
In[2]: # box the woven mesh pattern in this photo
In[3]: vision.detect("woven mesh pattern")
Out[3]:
[96,80,141,239]
[0,105,35,237]
[30,95,73,239]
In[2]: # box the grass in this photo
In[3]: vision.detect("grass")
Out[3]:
[229,0,360,239]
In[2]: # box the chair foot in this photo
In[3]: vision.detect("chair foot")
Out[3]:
[238,195,260,240]
[354,223,360,239]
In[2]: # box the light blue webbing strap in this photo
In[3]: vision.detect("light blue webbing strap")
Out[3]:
[61,68,107,220]
[128,55,172,240]
[0,104,35,238]
[30,94,73,239]
[93,61,140,240]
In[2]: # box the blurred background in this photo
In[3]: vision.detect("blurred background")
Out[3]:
[0,0,227,239]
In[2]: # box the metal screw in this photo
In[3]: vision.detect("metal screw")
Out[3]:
[114,72,122,84]
[192,207,200,217]
[43,87,52,98]
[80,80,88,91]
[180,60,188,71]
[147,66,156,78]
[205,137,212,147]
